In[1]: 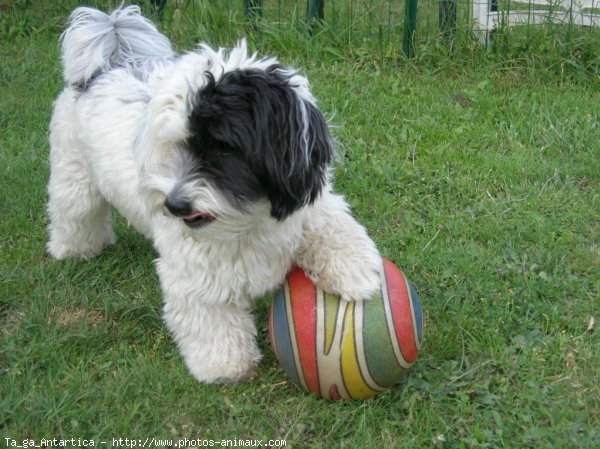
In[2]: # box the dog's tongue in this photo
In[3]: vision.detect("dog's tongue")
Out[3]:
[182,211,216,228]
[184,211,212,221]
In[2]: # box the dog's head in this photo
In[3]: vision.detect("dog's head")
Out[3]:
[139,43,333,234]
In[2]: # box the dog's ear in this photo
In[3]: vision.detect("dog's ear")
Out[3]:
[189,65,333,220]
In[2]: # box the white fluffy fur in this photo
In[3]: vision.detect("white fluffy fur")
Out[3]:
[47,6,382,383]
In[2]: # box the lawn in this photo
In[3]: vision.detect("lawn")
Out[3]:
[1,1,598,448]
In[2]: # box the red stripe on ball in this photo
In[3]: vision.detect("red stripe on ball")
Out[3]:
[384,259,418,364]
[288,268,320,395]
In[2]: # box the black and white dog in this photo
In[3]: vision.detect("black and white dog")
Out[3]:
[47,6,381,383]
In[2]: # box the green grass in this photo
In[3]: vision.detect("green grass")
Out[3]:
[1,1,599,447]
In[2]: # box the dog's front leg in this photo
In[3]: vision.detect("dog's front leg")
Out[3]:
[161,295,261,383]
[296,189,382,301]
[156,248,261,383]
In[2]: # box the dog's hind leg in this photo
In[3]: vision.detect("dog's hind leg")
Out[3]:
[46,151,115,260]
[46,95,115,260]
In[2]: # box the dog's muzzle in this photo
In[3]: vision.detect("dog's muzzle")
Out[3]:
[164,195,215,228]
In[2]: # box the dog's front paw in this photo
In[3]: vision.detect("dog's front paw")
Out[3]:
[307,256,382,302]
[176,323,262,384]
[296,190,384,301]
[181,342,262,384]
[186,358,259,384]
[162,293,263,384]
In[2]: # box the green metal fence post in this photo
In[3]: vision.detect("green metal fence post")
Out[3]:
[403,0,418,58]
[307,0,325,35]
[307,0,325,21]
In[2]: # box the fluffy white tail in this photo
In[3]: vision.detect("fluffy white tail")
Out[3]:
[60,6,173,88]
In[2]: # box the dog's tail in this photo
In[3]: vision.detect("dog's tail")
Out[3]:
[60,5,173,89]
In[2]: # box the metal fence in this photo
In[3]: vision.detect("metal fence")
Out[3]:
[140,0,599,73]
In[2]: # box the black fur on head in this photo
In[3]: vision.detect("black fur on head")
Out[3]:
[186,64,333,220]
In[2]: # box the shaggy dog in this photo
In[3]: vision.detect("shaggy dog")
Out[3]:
[47,6,381,383]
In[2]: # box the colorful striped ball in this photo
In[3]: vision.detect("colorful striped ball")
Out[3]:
[268,258,424,400]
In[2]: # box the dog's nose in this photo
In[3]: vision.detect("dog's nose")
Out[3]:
[164,195,192,217]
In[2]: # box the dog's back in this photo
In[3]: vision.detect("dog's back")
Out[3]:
[60,5,173,90]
